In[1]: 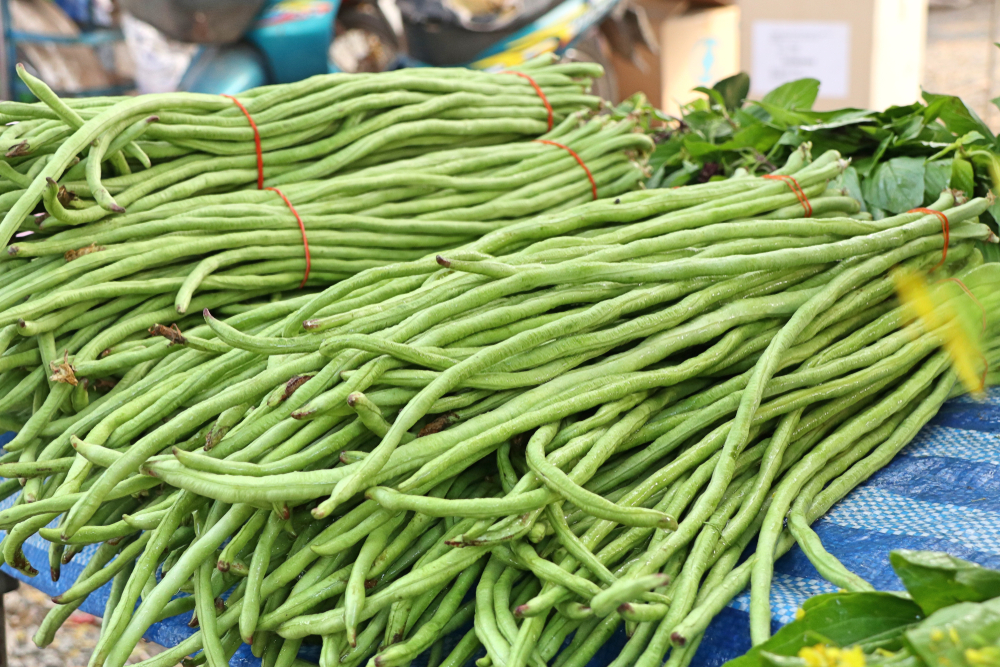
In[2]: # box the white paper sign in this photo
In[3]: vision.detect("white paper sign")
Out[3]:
[751,20,851,99]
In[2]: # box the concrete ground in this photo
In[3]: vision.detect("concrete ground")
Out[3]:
[5,584,169,667]
[2,2,998,666]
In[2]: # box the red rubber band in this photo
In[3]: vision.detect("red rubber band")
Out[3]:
[908,208,950,271]
[762,174,812,217]
[939,277,987,335]
[266,187,310,288]
[503,71,553,131]
[534,140,597,200]
[222,94,264,190]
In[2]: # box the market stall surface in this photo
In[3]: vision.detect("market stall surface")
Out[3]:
[1,386,997,667]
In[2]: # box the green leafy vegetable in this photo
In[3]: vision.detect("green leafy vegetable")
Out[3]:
[861,157,926,214]
[890,551,1000,615]
[724,593,923,667]
[905,597,1000,666]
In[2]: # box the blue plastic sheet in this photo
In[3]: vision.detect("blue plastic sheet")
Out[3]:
[3,389,999,666]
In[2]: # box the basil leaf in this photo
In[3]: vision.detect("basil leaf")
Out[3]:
[862,156,926,213]
[761,78,820,110]
[695,86,728,110]
[951,157,976,199]
[922,91,996,149]
[714,73,750,111]
[832,166,866,212]
[924,159,953,204]
[722,593,923,667]
[891,550,1000,615]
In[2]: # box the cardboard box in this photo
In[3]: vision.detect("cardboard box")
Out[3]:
[738,0,928,111]
[661,5,740,115]
[609,0,740,115]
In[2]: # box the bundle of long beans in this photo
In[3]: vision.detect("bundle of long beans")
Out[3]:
[0,55,627,248]
[1,131,998,667]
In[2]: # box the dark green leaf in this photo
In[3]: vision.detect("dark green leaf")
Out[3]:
[695,86,728,110]
[951,158,976,199]
[862,156,926,213]
[713,73,751,111]
[924,159,953,204]
[684,139,724,158]
[761,78,820,110]
[739,105,771,124]
[893,116,925,144]
[891,550,1000,615]
[722,593,923,667]
[976,239,1000,263]
[648,135,685,171]
[905,597,1000,667]
[807,108,874,124]
[922,91,996,148]
[717,124,783,153]
[750,101,819,128]
[832,166,866,212]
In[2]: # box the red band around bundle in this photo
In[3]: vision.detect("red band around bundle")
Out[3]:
[222,94,264,190]
[908,208,950,271]
[762,174,812,217]
[534,140,597,200]
[503,71,553,131]
[940,277,987,335]
[266,187,310,288]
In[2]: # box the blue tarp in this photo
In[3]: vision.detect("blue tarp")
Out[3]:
[2,388,998,666]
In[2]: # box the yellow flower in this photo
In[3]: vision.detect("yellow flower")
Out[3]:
[795,608,806,621]
[965,647,1000,665]
[931,629,946,642]
[892,268,985,398]
[796,644,865,667]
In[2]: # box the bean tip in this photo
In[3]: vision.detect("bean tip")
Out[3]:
[147,115,159,123]
[302,319,319,330]
[513,604,528,618]
[45,176,56,187]
[217,561,229,572]
[346,392,360,407]
[7,245,17,256]
[111,204,126,214]
[435,255,451,268]
[658,514,678,531]
[310,507,328,520]
[670,632,686,647]
[203,308,214,320]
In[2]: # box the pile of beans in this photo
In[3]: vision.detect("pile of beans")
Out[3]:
[0,62,996,667]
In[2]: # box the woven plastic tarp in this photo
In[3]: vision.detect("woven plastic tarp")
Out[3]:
[2,388,999,667]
